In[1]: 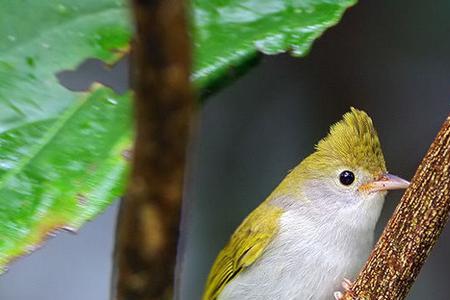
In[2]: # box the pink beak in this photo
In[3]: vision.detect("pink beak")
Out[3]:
[359,173,410,193]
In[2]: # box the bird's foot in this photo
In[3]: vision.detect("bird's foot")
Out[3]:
[333,278,353,300]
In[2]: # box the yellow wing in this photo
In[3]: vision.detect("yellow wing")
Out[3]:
[202,203,283,300]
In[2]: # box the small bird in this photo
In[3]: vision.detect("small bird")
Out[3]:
[202,108,409,300]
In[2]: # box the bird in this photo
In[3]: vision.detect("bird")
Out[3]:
[202,108,410,300]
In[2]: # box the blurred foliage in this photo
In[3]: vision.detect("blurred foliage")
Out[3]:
[193,0,356,93]
[0,0,355,271]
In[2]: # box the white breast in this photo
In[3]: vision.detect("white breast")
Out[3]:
[218,193,384,300]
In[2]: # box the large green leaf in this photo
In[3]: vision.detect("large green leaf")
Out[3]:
[0,1,132,269]
[0,0,355,271]
[193,0,356,91]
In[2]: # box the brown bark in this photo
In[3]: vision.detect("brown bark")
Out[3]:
[113,0,193,299]
[343,114,450,300]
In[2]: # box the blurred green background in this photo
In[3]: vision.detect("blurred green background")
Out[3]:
[0,0,449,299]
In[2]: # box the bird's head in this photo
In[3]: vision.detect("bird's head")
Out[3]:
[273,108,409,222]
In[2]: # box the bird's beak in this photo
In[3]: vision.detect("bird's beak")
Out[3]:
[359,173,410,194]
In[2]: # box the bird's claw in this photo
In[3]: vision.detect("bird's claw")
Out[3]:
[334,291,344,300]
[333,278,354,299]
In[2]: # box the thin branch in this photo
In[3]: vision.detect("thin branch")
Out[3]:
[113,0,193,299]
[343,114,450,300]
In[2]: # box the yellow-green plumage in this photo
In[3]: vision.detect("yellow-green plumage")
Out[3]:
[309,107,386,175]
[202,203,283,300]
[202,108,387,300]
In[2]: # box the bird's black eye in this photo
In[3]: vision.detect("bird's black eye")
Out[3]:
[339,170,355,186]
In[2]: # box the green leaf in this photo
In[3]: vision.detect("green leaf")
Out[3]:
[192,0,357,92]
[0,0,355,271]
[0,1,132,269]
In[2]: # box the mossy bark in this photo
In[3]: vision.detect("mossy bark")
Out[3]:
[343,115,450,300]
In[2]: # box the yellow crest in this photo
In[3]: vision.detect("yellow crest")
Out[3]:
[311,107,386,175]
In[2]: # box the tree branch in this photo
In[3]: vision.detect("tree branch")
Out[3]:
[113,0,193,299]
[343,114,450,300]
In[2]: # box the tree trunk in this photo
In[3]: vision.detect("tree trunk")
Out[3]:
[113,0,193,299]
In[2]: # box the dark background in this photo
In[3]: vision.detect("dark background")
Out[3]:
[0,0,449,299]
